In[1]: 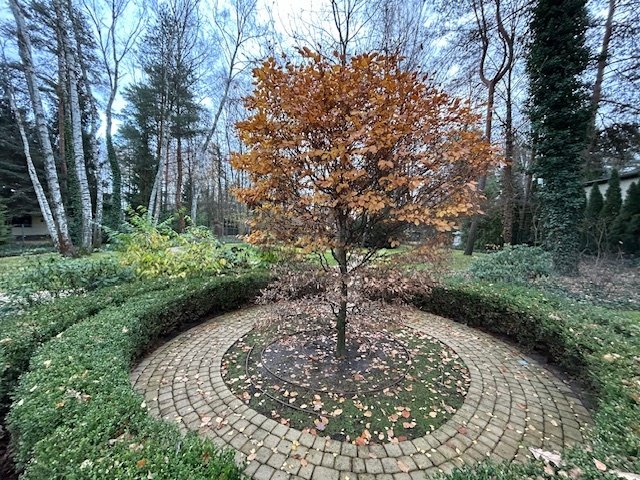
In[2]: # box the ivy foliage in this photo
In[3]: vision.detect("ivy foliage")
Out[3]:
[527,0,591,275]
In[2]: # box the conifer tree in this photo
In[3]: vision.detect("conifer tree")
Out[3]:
[611,182,640,254]
[526,0,590,274]
[584,185,604,253]
[601,169,622,228]
[586,185,604,223]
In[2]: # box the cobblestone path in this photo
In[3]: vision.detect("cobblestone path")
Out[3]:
[131,306,592,480]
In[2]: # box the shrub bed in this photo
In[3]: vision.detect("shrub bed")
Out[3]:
[416,281,640,479]
[7,273,268,479]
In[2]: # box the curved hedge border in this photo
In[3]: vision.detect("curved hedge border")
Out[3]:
[5,274,638,479]
[0,278,187,416]
[416,281,640,479]
[7,273,268,479]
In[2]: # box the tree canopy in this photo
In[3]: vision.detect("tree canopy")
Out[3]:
[233,51,496,252]
[232,51,496,356]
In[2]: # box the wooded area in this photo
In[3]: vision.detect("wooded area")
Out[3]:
[0,0,638,270]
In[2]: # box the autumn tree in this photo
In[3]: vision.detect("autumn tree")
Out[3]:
[232,52,496,357]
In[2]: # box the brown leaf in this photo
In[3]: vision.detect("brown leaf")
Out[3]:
[593,459,607,472]
[136,459,147,468]
[397,460,410,473]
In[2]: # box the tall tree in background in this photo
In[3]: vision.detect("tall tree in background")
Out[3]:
[9,0,74,254]
[464,0,514,255]
[527,0,590,274]
[83,0,144,231]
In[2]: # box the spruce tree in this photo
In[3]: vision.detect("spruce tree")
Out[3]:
[527,0,590,275]
[586,186,604,223]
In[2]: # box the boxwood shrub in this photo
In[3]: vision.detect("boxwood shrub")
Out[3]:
[416,281,640,479]
[7,272,268,479]
[0,278,185,416]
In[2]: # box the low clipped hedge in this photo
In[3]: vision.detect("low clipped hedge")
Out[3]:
[416,281,640,479]
[0,278,184,416]
[7,272,268,479]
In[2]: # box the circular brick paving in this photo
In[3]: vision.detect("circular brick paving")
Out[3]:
[131,306,592,480]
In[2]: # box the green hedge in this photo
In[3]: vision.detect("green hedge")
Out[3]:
[0,278,182,416]
[7,273,268,479]
[416,281,640,479]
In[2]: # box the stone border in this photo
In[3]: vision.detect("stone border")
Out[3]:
[131,306,592,480]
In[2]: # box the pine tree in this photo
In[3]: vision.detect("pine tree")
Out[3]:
[527,0,590,275]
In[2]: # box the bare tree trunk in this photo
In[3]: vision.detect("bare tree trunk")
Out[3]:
[464,0,514,255]
[93,143,107,246]
[6,78,60,249]
[586,0,615,157]
[502,69,515,244]
[149,143,165,223]
[334,245,348,359]
[9,0,73,254]
[68,2,103,247]
[57,0,93,250]
[176,135,185,232]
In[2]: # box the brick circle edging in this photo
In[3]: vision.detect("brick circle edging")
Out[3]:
[131,306,592,480]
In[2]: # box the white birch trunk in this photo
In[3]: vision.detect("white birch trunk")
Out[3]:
[59,1,93,250]
[148,140,166,224]
[9,0,73,253]
[6,81,60,249]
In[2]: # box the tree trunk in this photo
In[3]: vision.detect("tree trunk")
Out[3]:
[586,0,615,156]
[335,245,348,359]
[176,135,185,232]
[149,138,166,224]
[464,82,494,255]
[9,0,73,254]
[465,0,514,255]
[6,79,60,249]
[105,95,122,227]
[93,142,106,246]
[502,69,515,244]
[57,0,93,250]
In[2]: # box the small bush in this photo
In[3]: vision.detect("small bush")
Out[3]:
[112,212,261,278]
[468,244,552,284]
[8,256,133,299]
[7,272,269,479]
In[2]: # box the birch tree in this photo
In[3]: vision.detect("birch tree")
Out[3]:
[54,0,93,249]
[83,0,145,229]
[8,0,73,254]
[3,72,59,248]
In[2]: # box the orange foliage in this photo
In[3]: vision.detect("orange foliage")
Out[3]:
[232,51,497,251]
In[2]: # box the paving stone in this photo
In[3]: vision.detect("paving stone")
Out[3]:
[130,305,593,480]
[311,466,339,480]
